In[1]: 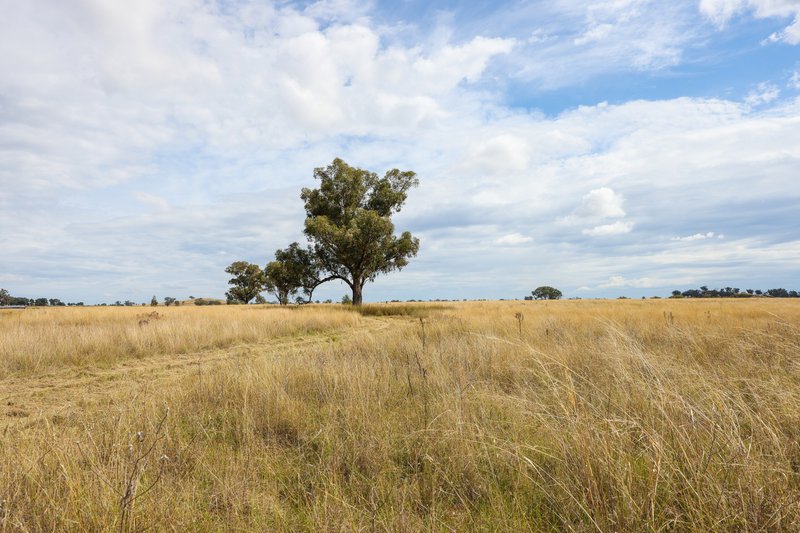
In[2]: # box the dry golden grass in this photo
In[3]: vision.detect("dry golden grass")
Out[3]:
[3,299,800,531]
[0,305,361,379]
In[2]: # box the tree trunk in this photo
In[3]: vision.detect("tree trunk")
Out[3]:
[352,277,363,306]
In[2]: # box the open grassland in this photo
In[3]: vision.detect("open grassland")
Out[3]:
[3,299,800,531]
[0,305,361,379]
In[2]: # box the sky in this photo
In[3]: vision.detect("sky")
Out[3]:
[1,0,800,304]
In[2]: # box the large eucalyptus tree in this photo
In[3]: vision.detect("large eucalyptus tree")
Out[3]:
[300,158,420,305]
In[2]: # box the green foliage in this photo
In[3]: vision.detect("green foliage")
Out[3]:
[163,297,177,306]
[675,286,799,298]
[532,286,562,300]
[193,298,222,306]
[1,290,85,307]
[264,259,298,306]
[225,261,265,304]
[150,295,158,306]
[263,242,328,305]
[301,158,420,305]
[340,294,352,305]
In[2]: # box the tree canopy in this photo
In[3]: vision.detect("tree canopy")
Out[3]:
[263,258,297,305]
[278,242,328,303]
[300,158,420,305]
[225,261,264,304]
[262,243,328,305]
[532,286,562,300]
[670,286,799,298]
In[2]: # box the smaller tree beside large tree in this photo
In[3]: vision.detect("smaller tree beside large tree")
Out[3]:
[225,261,265,304]
[263,257,299,305]
[272,242,331,303]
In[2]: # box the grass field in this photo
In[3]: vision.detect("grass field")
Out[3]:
[2,299,800,531]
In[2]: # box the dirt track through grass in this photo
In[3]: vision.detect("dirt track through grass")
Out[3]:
[1,315,392,433]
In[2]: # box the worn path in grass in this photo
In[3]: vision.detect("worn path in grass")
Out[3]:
[1,316,395,433]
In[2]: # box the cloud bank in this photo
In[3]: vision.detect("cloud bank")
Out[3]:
[1,0,799,302]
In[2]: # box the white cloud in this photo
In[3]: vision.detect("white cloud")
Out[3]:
[415,36,517,85]
[432,1,702,90]
[496,233,533,246]
[0,0,515,200]
[575,187,626,219]
[527,29,555,44]
[745,82,780,106]
[700,0,800,44]
[699,0,744,25]
[134,192,169,212]
[465,134,531,176]
[560,187,631,236]
[582,220,635,236]
[671,231,725,241]
[303,0,373,22]
[790,71,800,89]
[573,23,615,46]
[599,275,656,289]
[765,20,800,44]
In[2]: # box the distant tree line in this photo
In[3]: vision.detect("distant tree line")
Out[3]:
[0,289,191,307]
[149,296,181,306]
[0,289,84,307]
[671,286,800,298]
[100,297,185,306]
